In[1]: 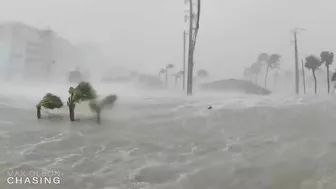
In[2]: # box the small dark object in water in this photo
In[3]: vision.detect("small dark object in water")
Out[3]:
[208,106,212,110]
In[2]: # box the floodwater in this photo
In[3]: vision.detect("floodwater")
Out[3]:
[0,81,336,189]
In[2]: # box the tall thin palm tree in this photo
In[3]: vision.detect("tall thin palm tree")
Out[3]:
[165,64,174,87]
[305,55,322,94]
[320,51,334,93]
[264,54,281,88]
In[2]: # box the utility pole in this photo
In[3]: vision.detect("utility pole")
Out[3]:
[185,0,201,95]
[292,28,305,94]
[186,0,194,95]
[183,31,186,91]
[293,31,299,94]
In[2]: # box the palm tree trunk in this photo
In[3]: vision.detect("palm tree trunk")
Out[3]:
[69,105,75,121]
[37,106,41,119]
[312,70,317,94]
[264,66,269,88]
[327,66,330,93]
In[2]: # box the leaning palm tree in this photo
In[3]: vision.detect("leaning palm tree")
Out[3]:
[67,82,97,121]
[89,95,118,124]
[320,51,334,93]
[264,54,281,88]
[305,55,322,94]
[36,93,63,119]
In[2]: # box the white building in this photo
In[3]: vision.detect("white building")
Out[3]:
[0,22,79,81]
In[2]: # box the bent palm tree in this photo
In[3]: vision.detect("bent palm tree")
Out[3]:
[264,54,281,88]
[67,82,97,121]
[305,55,322,94]
[89,95,118,124]
[36,93,63,119]
[320,51,334,93]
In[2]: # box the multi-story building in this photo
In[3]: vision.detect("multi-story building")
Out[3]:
[0,21,78,81]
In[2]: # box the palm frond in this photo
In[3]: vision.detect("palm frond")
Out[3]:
[89,95,118,113]
[37,93,63,109]
[67,82,97,106]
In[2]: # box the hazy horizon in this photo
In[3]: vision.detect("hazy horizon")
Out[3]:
[1,0,336,78]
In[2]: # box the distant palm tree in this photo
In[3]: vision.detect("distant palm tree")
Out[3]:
[257,53,269,64]
[173,70,184,87]
[305,55,322,94]
[320,51,334,93]
[159,68,165,77]
[197,69,209,77]
[264,54,281,88]
[250,62,263,85]
[165,64,174,87]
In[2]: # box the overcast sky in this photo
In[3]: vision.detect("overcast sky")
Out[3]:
[1,0,336,78]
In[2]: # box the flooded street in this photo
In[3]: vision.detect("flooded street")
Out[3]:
[0,83,336,189]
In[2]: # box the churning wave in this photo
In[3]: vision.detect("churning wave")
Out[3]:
[0,81,336,189]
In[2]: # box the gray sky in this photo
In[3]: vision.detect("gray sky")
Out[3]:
[1,0,336,78]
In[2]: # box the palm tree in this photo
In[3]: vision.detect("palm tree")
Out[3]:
[159,69,165,77]
[320,51,334,93]
[36,93,63,119]
[264,54,281,88]
[165,64,174,87]
[173,70,184,87]
[250,62,263,85]
[89,95,117,124]
[173,73,180,87]
[257,53,269,64]
[197,69,209,77]
[305,55,322,94]
[67,82,97,121]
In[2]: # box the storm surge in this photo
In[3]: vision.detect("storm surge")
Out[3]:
[0,81,336,189]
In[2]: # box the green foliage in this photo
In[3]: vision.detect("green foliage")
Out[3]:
[67,82,97,106]
[320,51,334,67]
[305,55,322,70]
[89,95,118,113]
[37,93,63,109]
